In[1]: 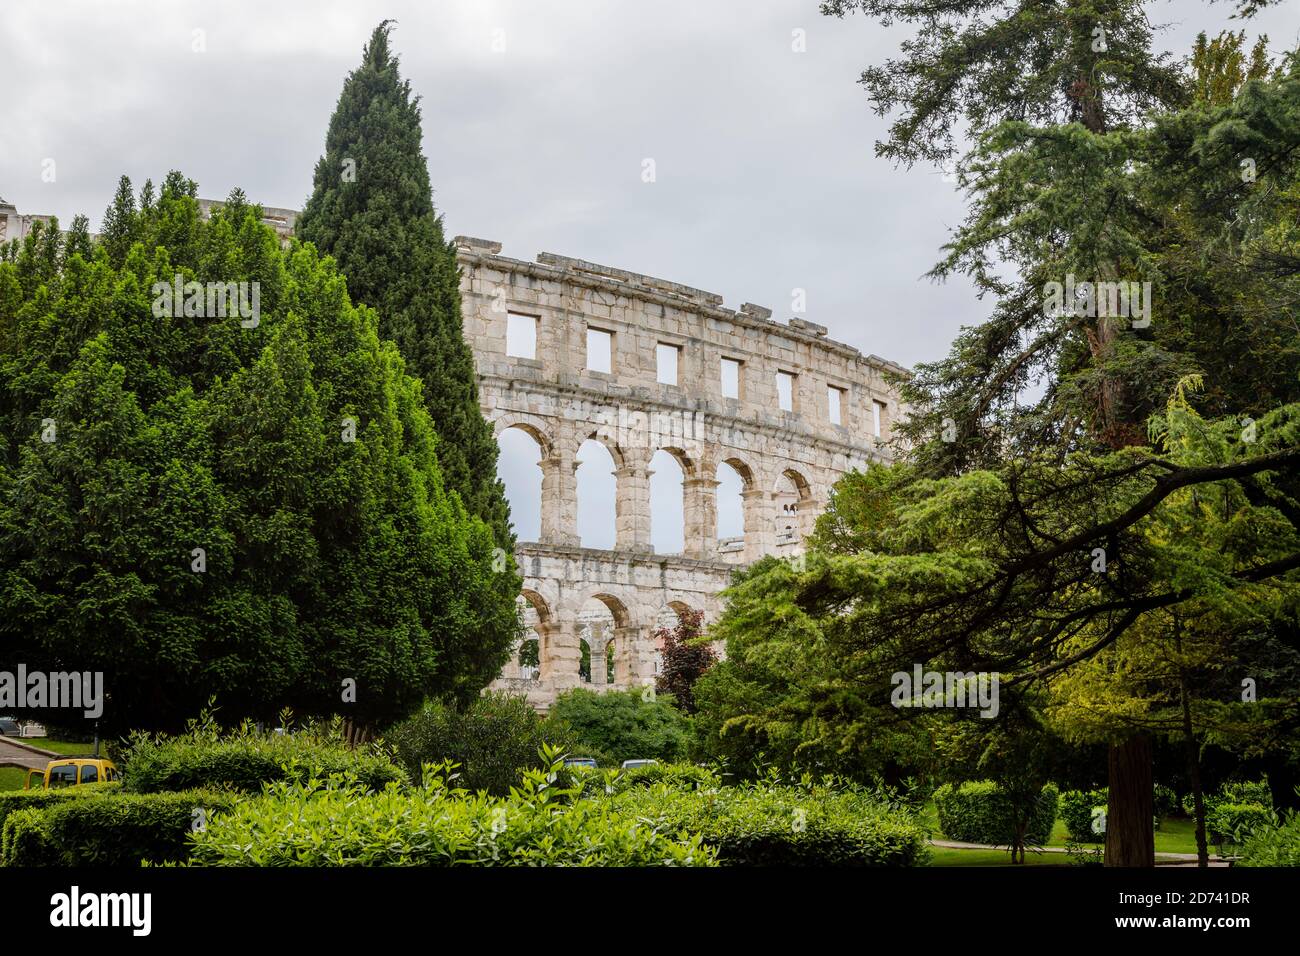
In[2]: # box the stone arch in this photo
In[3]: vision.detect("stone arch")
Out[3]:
[774,467,815,546]
[492,416,555,459]
[715,455,754,555]
[496,424,548,542]
[649,448,686,554]
[514,589,553,682]
[578,428,628,471]
[576,437,619,550]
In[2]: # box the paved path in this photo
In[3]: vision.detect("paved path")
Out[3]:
[0,737,58,770]
[929,838,1229,866]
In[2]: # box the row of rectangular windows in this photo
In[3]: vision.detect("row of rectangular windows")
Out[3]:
[505,312,887,435]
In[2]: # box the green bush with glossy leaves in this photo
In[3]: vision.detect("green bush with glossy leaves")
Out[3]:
[606,775,928,866]
[185,752,714,867]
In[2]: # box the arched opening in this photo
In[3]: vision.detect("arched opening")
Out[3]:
[650,448,685,554]
[774,469,813,546]
[496,426,545,542]
[511,590,551,682]
[576,439,618,550]
[577,596,619,685]
[715,459,748,554]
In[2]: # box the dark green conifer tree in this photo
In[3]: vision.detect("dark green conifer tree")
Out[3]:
[297,21,514,552]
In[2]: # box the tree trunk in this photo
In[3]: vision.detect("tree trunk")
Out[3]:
[1174,619,1209,867]
[1180,678,1209,866]
[1105,734,1155,867]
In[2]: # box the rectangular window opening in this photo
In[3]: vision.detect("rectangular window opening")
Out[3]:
[587,327,613,373]
[506,312,538,359]
[657,343,679,386]
[776,371,795,412]
[828,385,843,425]
[720,357,742,399]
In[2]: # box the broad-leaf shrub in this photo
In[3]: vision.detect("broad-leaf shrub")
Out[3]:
[386,692,573,795]
[121,717,405,794]
[1059,788,1109,842]
[549,688,693,764]
[2,790,238,866]
[933,781,1058,847]
[1207,803,1279,848]
[1237,813,1300,866]
[608,778,929,866]
[185,759,714,867]
[578,762,722,798]
[1180,779,1272,818]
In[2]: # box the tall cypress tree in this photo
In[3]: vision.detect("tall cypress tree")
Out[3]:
[297,21,513,553]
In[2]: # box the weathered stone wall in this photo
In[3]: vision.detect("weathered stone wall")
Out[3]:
[458,238,906,708]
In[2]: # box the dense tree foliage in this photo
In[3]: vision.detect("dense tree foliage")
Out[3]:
[549,688,694,765]
[0,177,520,733]
[792,2,1300,864]
[296,21,515,556]
[654,609,716,714]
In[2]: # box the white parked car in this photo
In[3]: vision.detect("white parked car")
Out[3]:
[621,759,658,770]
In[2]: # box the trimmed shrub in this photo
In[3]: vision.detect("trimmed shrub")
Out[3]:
[1062,786,1183,842]
[186,760,713,867]
[121,722,405,795]
[387,693,573,795]
[0,783,121,838]
[1059,788,1109,843]
[933,781,1058,848]
[3,790,238,866]
[608,780,928,866]
[1180,780,1271,819]
[1238,814,1300,867]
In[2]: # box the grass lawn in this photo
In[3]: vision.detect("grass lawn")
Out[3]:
[928,846,1072,867]
[23,737,100,757]
[922,797,1209,864]
[0,766,28,791]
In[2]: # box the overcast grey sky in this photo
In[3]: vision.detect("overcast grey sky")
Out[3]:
[3,0,1295,549]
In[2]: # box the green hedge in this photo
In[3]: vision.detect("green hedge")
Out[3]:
[933,782,1058,847]
[186,763,712,867]
[122,730,406,794]
[1059,788,1109,842]
[0,783,121,838]
[608,781,928,866]
[2,790,238,867]
[1181,780,1272,818]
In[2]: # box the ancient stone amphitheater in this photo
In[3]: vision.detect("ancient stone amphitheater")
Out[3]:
[456,237,905,708]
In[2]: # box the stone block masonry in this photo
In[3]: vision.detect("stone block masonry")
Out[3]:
[459,239,907,708]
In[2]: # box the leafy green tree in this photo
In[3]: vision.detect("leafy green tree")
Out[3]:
[99,174,138,268]
[296,21,514,556]
[699,386,1300,863]
[824,0,1300,864]
[63,215,93,264]
[0,176,520,733]
[654,609,716,715]
[548,688,694,765]
[821,0,1186,166]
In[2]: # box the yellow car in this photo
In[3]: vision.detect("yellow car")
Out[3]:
[24,757,120,790]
